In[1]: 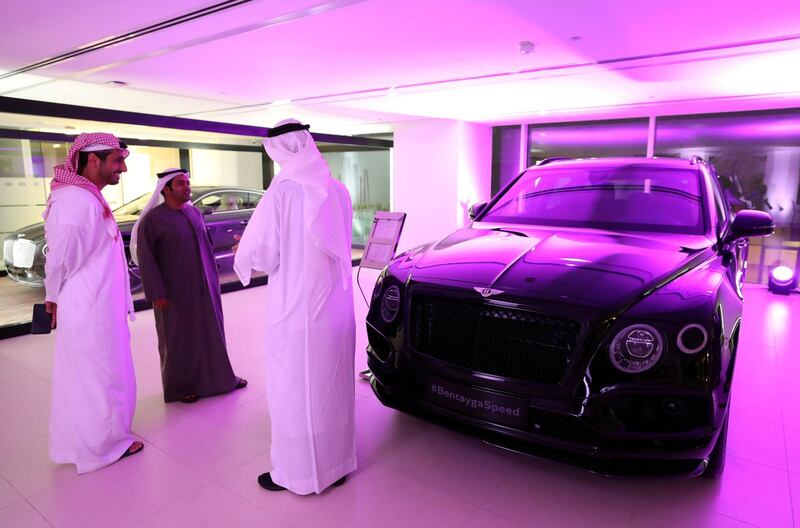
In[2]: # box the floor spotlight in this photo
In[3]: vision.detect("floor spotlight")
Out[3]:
[768,265,797,294]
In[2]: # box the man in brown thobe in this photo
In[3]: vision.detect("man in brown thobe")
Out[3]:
[133,168,246,403]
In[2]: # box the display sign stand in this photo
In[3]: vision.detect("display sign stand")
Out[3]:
[356,211,406,381]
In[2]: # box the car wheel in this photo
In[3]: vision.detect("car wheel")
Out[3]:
[703,411,729,479]
[128,264,143,294]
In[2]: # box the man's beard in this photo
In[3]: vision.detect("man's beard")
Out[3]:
[171,190,190,203]
[98,163,119,185]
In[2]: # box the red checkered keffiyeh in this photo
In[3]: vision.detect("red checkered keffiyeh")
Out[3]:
[50,132,127,219]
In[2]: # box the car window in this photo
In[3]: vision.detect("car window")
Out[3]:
[198,192,250,213]
[482,166,706,235]
[245,193,263,208]
[197,193,222,212]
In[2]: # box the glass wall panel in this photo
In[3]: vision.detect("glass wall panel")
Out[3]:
[654,110,800,283]
[1,111,390,331]
[527,119,649,165]
[1,139,59,272]
[321,147,391,246]
[491,125,521,195]
[0,113,391,329]
[189,149,263,189]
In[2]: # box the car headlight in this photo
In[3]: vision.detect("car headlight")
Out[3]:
[609,324,664,373]
[41,243,49,256]
[372,270,385,301]
[380,285,401,323]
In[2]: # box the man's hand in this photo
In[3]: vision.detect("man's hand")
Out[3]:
[45,301,57,329]
[153,298,169,311]
[232,234,242,254]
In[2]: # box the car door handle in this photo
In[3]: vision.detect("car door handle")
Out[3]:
[240,220,248,225]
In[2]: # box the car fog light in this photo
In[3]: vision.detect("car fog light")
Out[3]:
[677,324,708,354]
[768,265,797,294]
[662,398,683,416]
[380,285,401,323]
[609,324,663,373]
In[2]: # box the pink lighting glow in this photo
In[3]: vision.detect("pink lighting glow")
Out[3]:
[771,265,794,283]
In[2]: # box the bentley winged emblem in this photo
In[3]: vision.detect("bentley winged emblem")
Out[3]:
[474,287,504,298]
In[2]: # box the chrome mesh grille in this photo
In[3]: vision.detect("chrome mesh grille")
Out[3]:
[410,294,581,383]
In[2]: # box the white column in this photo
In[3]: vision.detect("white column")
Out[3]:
[647,116,656,157]
[518,124,529,171]
[392,119,492,252]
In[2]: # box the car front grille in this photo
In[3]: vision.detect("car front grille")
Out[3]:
[410,294,581,384]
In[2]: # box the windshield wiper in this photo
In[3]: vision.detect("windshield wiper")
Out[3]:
[491,227,528,237]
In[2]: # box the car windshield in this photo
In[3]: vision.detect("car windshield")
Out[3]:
[113,194,151,216]
[481,165,706,234]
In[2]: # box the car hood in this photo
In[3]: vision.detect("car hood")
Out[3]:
[8,222,45,242]
[7,214,139,243]
[114,215,139,233]
[404,223,714,311]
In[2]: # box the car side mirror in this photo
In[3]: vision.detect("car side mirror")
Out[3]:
[198,205,213,216]
[469,201,488,221]
[724,209,774,244]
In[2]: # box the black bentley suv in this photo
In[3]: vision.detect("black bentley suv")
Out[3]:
[365,156,774,477]
[3,186,263,293]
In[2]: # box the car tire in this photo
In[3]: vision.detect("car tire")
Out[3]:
[703,411,729,479]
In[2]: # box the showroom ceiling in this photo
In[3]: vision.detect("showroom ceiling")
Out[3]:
[1,0,799,134]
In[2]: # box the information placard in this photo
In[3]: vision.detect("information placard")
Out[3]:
[360,211,406,269]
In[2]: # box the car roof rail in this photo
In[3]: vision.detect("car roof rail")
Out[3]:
[536,157,571,166]
[689,155,705,165]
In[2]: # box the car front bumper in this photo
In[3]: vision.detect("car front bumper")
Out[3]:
[3,263,45,286]
[367,355,723,477]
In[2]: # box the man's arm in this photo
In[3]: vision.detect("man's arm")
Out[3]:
[43,196,96,327]
[135,217,168,308]
[234,189,281,285]
[45,301,57,329]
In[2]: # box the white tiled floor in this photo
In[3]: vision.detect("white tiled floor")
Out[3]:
[0,274,798,528]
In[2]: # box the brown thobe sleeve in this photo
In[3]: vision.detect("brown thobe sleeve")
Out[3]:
[136,215,166,302]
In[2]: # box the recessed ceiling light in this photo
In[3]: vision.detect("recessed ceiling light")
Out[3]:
[519,41,535,54]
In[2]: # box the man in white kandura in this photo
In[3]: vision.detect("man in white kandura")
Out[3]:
[44,133,142,473]
[234,119,356,494]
